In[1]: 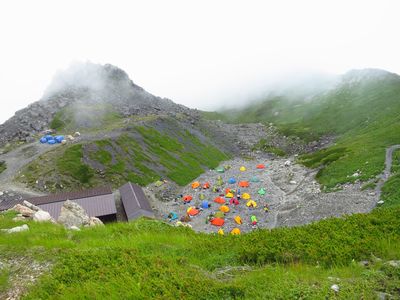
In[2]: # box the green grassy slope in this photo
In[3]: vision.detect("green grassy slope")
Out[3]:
[207,70,400,190]
[0,204,399,299]
[17,118,230,192]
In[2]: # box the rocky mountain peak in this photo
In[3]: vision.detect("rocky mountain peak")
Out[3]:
[0,62,196,146]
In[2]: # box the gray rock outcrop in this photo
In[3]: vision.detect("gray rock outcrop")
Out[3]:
[57,200,103,228]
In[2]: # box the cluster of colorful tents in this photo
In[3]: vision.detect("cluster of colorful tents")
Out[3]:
[173,163,269,235]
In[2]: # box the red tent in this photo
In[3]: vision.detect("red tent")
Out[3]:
[214,197,226,204]
[210,218,225,226]
[229,198,239,206]
[183,195,193,203]
[257,164,266,169]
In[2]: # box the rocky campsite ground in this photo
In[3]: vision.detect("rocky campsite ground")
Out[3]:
[148,153,379,234]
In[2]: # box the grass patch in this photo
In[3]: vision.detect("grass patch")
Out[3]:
[0,161,6,174]
[0,204,398,298]
[57,144,94,184]
[0,268,9,293]
[252,139,286,156]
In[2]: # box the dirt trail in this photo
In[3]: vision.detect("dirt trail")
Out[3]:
[375,145,400,197]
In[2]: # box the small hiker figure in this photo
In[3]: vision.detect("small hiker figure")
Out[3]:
[263,204,270,213]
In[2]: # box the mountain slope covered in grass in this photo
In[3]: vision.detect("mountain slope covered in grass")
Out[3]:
[207,69,400,190]
[17,116,230,192]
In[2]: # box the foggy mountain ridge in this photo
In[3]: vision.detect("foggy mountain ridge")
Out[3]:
[0,62,196,147]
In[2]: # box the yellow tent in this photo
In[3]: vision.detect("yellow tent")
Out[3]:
[246,200,257,208]
[218,228,224,235]
[242,193,251,200]
[239,166,246,172]
[219,205,230,213]
[234,216,242,225]
[226,192,234,198]
[231,228,241,235]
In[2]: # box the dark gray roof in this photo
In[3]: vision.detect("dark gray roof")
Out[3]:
[119,182,153,221]
[26,186,113,205]
[0,186,117,220]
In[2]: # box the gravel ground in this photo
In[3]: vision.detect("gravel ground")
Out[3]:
[150,154,378,234]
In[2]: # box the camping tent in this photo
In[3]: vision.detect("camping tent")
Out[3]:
[201,201,210,209]
[239,181,250,188]
[219,205,230,213]
[239,166,246,172]
[216,167,225,173]
[225,192,234,198]
[258,188,266,196]
[199,193,206,200]
[214,197,226,204]
[210,218,225,226]
[231,228,241,235]
[234,216,242,225]
[256,164,266,169]
[214,211,225,218]
[187,207,199,216]
[242,193,251,200]
[203,182,210,189]
[218,228,224,235]
[229,198,239,206]
[183,195,193,203]
[228,178,236,184]
[191,181,200,189]
[246,200,257,208]
[250,176,260,183]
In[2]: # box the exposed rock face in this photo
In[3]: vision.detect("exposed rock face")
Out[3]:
[58,200,103,228]
[0,62,198,146]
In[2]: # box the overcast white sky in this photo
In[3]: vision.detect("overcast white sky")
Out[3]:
[0,0,399,123]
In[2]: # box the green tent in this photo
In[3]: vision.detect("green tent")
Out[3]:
[199,193,206,200]
[214,211,225,219]
[258,188,266,196]
[216,175,224,186]
[216,167,225,173]
[154,180,164,187]
[250,176,260,183]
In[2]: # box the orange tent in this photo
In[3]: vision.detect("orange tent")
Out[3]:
[210,218,225,226]
[191,181,200,189]
[183,195,193,203]
[256,164,266,169]
[231,228,241,235]
[203,182,210,189]
[239,181,250,188]
[214,197,226,204]
[187,207,199,216]
[219,205,230,213]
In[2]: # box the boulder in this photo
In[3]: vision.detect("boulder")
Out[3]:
[284,160,291,167]
[1,224,29,233]
[88,217,104,227]
[386,260,400,268]
[57,200,90,228]
[330,284,340,293]
[33,210,53,222]
[23,200,41,212]
[12,216,27,222]
[11,204,35,217]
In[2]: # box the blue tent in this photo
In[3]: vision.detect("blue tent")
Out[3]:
[44,135,54,141]
[55,136,64,143]
[228,178,236,184]
[47,139,56,145]
[168,212,178,221]
[39,137,47,144]
[201,201,210,209]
